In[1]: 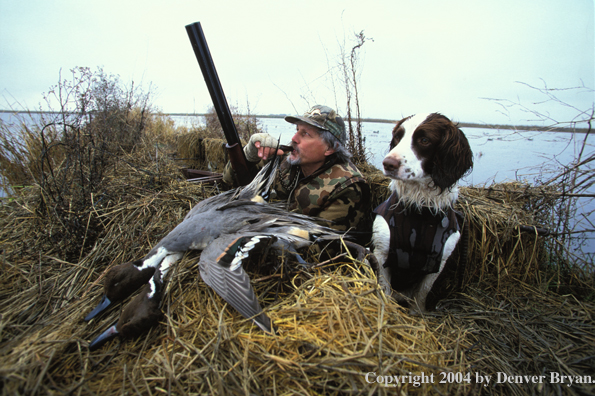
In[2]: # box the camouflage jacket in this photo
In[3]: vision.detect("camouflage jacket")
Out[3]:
[222,154,370,233]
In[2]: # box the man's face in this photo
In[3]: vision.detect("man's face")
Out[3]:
[288,122,335,175]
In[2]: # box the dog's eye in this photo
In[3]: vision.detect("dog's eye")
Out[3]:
[419,137,431,146]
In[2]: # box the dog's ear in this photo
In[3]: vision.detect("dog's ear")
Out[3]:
[431,121,473,192]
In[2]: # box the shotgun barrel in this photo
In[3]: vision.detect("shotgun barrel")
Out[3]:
[185,21,254,185]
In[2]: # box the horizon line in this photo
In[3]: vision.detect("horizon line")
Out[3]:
[1,109,589,133]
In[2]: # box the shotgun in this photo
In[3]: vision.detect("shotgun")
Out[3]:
[185,21,255,186]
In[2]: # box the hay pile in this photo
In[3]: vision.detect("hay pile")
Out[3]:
[177,136,238,173]
[456,182,549,288]
[1,158,594,395]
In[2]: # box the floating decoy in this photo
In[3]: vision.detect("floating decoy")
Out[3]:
[85,153,360,349]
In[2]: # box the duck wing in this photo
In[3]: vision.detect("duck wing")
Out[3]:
[198,233,276,333]
[147,155,282,256]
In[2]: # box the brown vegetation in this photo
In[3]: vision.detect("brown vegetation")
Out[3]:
[0,71,593,394]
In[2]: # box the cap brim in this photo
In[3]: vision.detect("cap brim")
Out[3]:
[284,115,326,131]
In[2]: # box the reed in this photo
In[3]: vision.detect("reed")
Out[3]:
[0,110,593,395]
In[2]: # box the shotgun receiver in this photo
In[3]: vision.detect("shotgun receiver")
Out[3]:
[185,21,255,186]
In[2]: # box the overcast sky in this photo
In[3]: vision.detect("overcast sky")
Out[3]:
[1,0,593,126]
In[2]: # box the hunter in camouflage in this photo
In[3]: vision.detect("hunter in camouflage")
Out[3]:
[222,105,370,234]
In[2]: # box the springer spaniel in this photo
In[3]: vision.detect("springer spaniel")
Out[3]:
[372,113,473,313]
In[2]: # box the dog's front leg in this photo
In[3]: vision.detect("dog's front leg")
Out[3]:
[411,230,461,314]
[410,273,440,314]
[372,215,393,297]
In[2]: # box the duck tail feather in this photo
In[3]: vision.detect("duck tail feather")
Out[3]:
[237,137,283,202]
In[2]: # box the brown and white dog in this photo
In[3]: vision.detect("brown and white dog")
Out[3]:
[372,113,473,312]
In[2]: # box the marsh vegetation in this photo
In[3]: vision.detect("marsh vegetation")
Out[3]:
[0,68,593,395]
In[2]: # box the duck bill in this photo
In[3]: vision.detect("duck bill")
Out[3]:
[84,295,112,321]
[88,323,119,351]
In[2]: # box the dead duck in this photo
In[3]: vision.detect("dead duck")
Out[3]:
[89,260,177,351]
[88,269,166,350]
[84,154,281,322]
[87,207,345,349]
[85,155,355,348]
[83,254,181,322]
[88,215,342,349]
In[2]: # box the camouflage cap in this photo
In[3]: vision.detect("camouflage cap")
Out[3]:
[285,105,346,145]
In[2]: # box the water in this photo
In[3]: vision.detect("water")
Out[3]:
[3,112,593,256]
[248,116,595,257]
[4,112,590,186]
[171,113,594,183]
[233,116,591,186]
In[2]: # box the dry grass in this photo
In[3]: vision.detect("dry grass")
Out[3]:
[177,134,231,173]
[1,130,594,395]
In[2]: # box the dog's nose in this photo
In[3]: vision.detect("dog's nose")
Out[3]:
[383,156,401,172]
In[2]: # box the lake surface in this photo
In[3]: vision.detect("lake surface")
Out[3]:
[2,112,593,256]
[179,115,595,257]
[4,111,589,186]
[172,115,593,186]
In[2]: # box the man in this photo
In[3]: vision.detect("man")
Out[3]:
[222,105,370,233]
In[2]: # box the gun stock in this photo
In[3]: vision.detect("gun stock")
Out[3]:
[185,21,255,186]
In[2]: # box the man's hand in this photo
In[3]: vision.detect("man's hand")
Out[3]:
[244,133,285,162]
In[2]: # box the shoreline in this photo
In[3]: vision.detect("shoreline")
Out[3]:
[1,109,590,133]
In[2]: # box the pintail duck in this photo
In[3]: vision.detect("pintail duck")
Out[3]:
[84,160,278,323]
[85,154,362,349]
[88,268,166,350]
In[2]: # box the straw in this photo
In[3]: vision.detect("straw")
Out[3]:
[1,140,593,395]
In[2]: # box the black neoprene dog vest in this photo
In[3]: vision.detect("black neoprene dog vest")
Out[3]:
[373,192,460,290]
